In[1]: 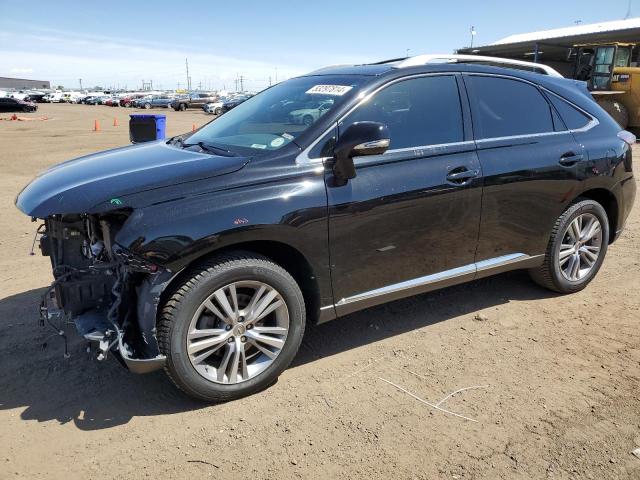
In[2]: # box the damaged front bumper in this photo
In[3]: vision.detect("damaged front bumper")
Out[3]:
[38,213,176,374]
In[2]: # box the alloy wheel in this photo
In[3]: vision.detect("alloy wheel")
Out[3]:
[558,213,603,281]
[186,281,289,384]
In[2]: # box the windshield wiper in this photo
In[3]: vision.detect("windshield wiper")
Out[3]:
[182,141,238,157]
[168,135,185,146]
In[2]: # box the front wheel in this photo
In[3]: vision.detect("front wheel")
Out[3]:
[158,252,306,402]
[144,103,151,109]
[179,103,187,111]
[529,199,609,293]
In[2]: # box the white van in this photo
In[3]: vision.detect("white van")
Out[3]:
[44,92,64,103]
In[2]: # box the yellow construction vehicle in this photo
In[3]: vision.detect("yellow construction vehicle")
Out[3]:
[572,43,639,129]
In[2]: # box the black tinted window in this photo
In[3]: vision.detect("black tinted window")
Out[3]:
[342,75,463,149]
[468,76,554,138]
[548,94,591,130]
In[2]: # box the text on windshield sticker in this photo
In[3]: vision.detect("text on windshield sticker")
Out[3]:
[306,85,353,96]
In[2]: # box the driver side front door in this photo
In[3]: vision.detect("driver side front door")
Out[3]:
[325,74,484,315]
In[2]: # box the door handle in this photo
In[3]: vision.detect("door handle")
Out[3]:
[559,152,584,166]
[446,167,479,184]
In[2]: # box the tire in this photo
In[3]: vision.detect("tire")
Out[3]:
[158,252,306,402]
[214,107,222,115]
[144,103,151,109]
[597,98,629,129]
[179,103,187,111]
[303,115,314,126]
[529,199,609,294]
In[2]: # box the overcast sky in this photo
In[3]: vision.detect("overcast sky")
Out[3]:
[0,0,635,90]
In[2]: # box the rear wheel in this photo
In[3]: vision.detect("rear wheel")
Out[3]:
[158,252,306,402]
[529,199,609,293]
[179,103,187,111]
[596,98,629,129]
[144,103,151,109]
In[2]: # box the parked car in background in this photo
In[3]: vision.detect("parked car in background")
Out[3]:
[62,92,83,103]
[9,91,30,101]
[24,93,48,103]
[220,95,252,114]
[171,93,217,111]
[288,99,335,125]
[84,96,104,105]
[43,92,62,103]
[43,92,64,103]
[0,97,38,112]
[120,95,143,107]
[203,97,229,115]
[138,95,174,109]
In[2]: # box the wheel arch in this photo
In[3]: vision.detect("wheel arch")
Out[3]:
[159,240,322,324]
[576,188,618,243]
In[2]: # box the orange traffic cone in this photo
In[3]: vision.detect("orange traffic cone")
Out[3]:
[93,119,100,132]
[113,117,119,127]
[192,123,196,132]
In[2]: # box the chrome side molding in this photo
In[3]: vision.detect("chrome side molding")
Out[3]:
[322,253,543,318]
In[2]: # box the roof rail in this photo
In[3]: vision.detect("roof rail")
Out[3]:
[391,54,563,77]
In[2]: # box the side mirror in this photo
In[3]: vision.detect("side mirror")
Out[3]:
[332,121,390,182]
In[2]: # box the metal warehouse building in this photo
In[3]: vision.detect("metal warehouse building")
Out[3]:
[457,17,640,77]
[0,77,51,90]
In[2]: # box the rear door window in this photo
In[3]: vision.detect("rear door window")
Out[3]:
[467,76,555,139]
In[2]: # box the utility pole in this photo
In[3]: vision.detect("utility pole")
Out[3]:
[470,26,477,48]
[239,75,244,91]
[269,76,272,86]
[405,48,410,58]
[185,58,191,91]
[625,0,632,19]
[79,78,83,91]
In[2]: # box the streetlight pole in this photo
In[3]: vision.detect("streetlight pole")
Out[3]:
[470,26,477,48]
[405,48,410,58]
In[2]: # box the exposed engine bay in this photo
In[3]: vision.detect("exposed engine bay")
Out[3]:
[39,212,172,373]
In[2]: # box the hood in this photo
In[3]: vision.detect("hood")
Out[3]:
[16,140,249,218]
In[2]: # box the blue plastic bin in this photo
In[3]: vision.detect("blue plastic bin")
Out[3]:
[129,114,166,143]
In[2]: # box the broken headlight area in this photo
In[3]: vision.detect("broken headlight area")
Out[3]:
[39,212,172,373]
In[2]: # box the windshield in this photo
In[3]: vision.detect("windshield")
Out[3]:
[186,75,366,153]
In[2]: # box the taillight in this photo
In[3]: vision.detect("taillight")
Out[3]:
[618,130,636,145]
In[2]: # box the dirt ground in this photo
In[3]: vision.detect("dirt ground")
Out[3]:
[1,103,639,480]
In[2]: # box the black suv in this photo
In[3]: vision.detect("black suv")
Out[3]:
[16,57,636,401]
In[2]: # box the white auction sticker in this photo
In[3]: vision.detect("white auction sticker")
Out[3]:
[306,85,353,96]
[270,137,285,147]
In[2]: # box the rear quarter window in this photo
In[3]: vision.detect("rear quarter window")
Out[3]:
[467,76,555,139]
[547,94,592,130]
